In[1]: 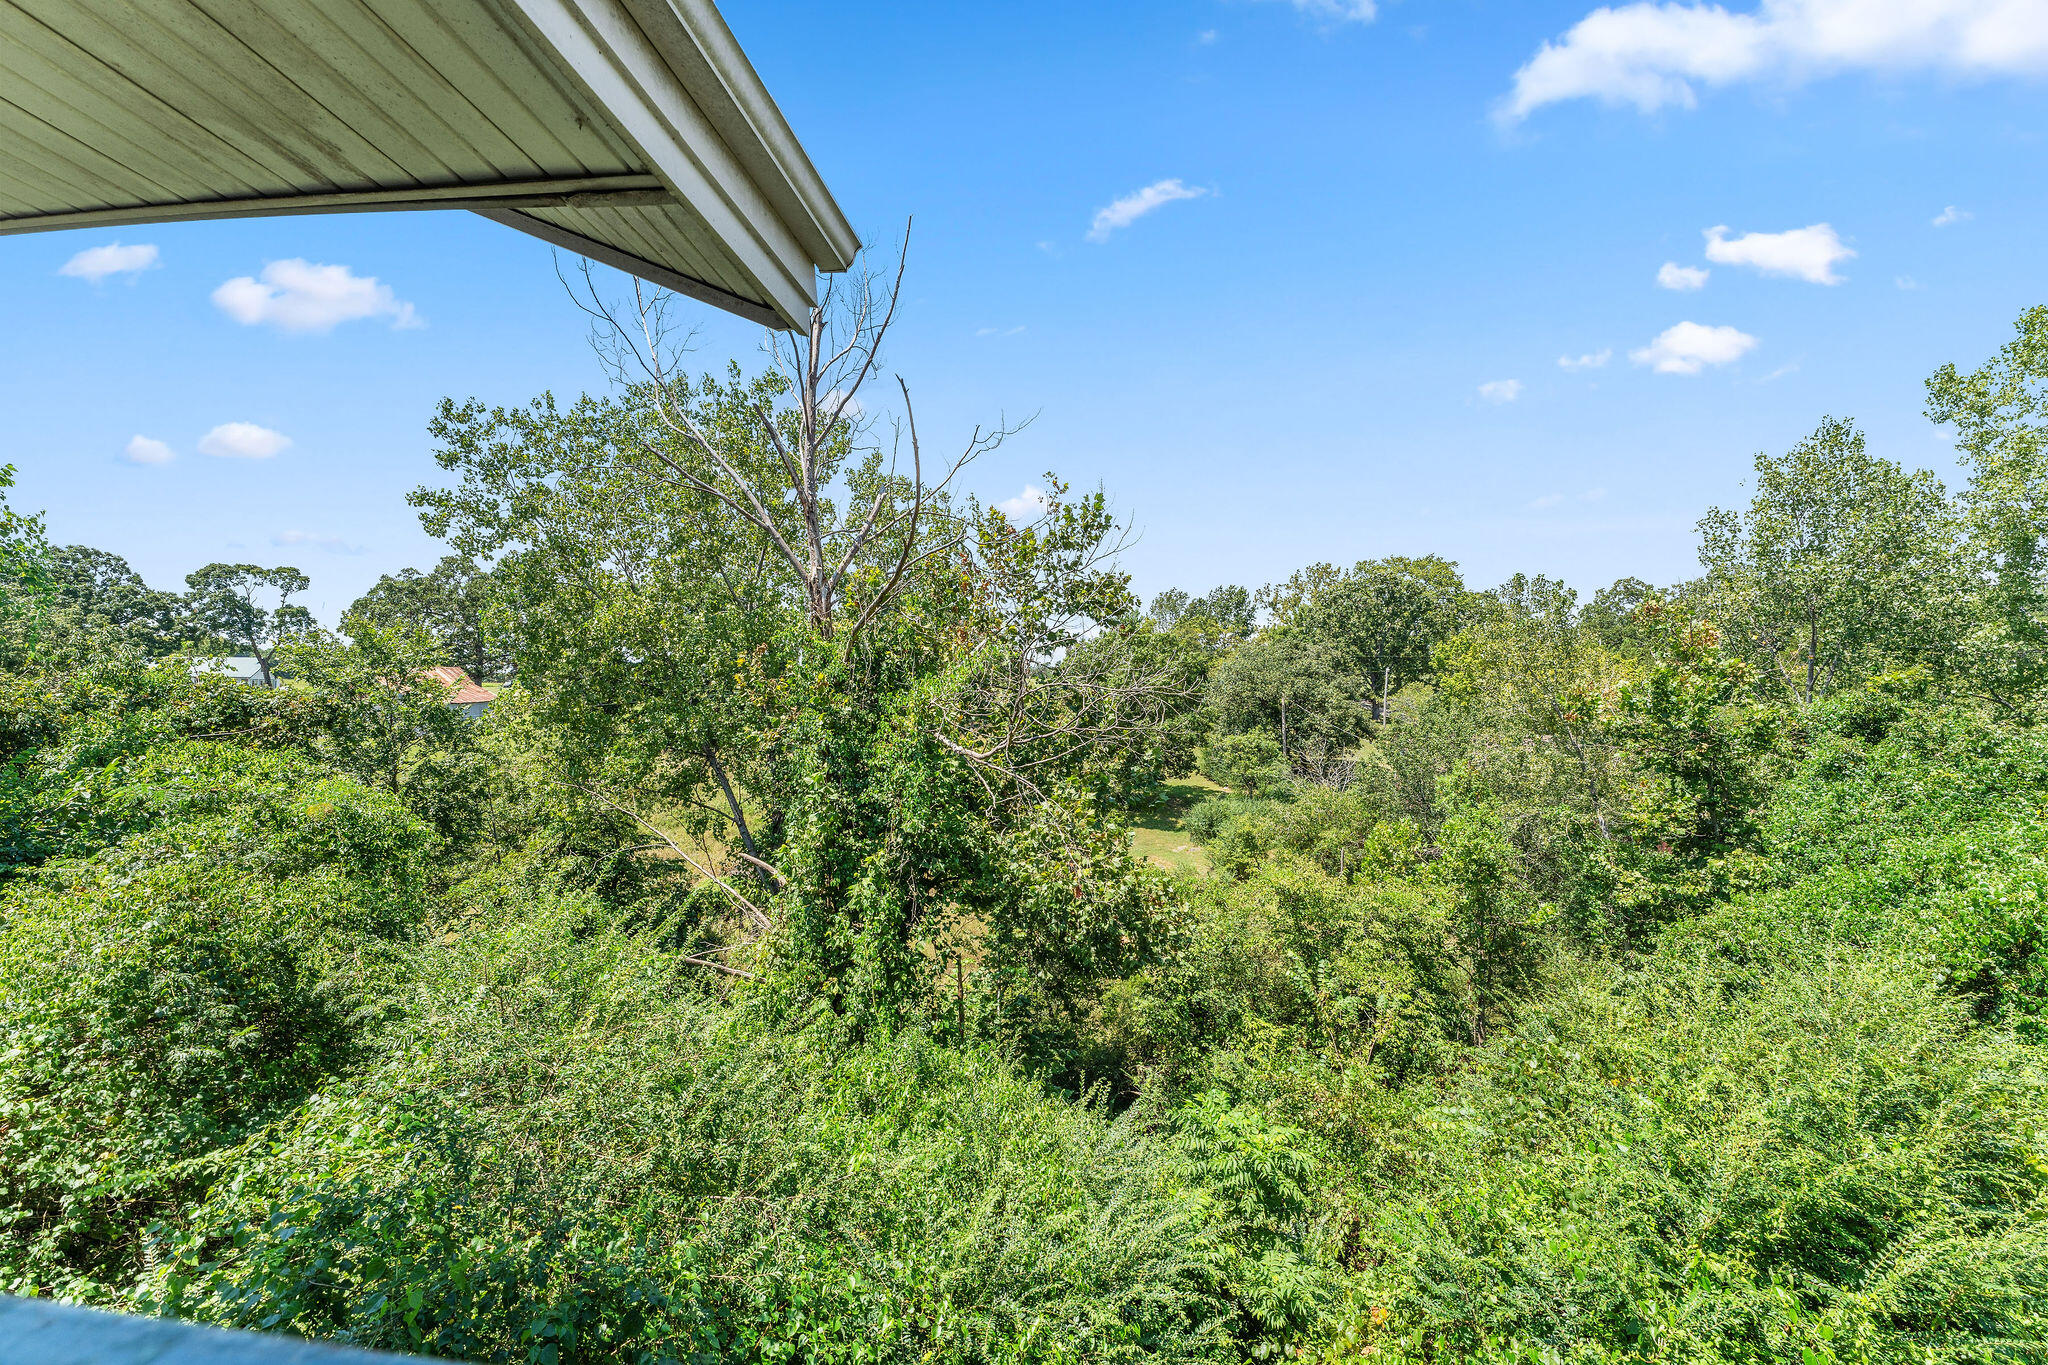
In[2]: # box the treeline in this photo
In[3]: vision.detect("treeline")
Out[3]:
[1,297,2047,1363]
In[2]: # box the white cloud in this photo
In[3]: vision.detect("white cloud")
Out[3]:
[123,435,173,465]
[1933,204,1972,226]
[1703,223,1853,284]
[212,259,421,332]
[1558,348,1613,370]
[1760,360,1802,381]
[198,422,292,459]
[1502,0,2048,121]
[975,325,1027,337]
[1530,493,1566,509]
[1479,378,1523,403]
[999,485,1051,519]
[1657,261,1710,290]
[1255,0,1377,20]
[1197,28,1219,43]
[1582,486,1608,501]
[60,241,159,282]
[1631,321,1758,374]
[1896,275,1922,290]
[1087,179,1208,242]
[272,530,362,555]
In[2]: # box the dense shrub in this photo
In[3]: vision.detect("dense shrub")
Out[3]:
[1331,934,2048,1363]
[0,746,429,1300]
[144,893,1244,1364]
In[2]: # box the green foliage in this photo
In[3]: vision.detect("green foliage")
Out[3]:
[1698,416,1959,706]
[0,742,429,1301]
[17,302,2048,1365]
[182,563,315,687]
[278,618,492,851]
[1198,733,1286,794]
[347,554,510,683]
[42,544,182,659]
[1333,933,2048,1364]
[0,465,50,665]
[143,894,1239,1365]
[1206,632,1365,763]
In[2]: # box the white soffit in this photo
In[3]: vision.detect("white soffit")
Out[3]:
[0,0,857,327]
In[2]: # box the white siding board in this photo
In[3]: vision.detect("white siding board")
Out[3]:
[361,0,632,177]
[0,6,275,197]
[62,0,410,185]
[182,0,486,184]
[0,96,168,207]
[7,0,351,187]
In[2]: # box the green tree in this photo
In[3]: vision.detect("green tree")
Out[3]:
[45,545,181,655]
[1151,583,1256,637]
[278,618,487,848]
[1697,416,1957,705]
[0,465,49,661]
[1298,554,1467,716]
[346,555,507,681]
[417,262,1185,1029]
[1926,303,2048,719]
[1207,630,1366,764]
[182,563,314,687]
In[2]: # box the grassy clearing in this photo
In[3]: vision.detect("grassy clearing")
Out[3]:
[1130,775,1222,875]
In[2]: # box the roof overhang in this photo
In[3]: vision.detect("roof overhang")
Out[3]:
[0,0,857,328]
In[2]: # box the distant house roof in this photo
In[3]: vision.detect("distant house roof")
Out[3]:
[422,665,494,706]
[0,0,857,327]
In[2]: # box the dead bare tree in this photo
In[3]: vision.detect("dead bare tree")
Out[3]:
[567,225,1020,658]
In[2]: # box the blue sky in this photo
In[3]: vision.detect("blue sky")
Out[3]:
[4,0,2047,619]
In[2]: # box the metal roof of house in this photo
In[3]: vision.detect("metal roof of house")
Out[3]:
[422,664,494,705]
[0,0,857,327]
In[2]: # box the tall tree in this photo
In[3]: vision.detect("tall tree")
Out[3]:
[1299,554,1467,716]
[1696,417,1957,706]
[1926,304,2048,719]
[45,545,181,655]
[182,563,313,687]
[347,555,506,681]
[418,250,1184,1027]
[0,466,48,661]
[1207,629,1366,762]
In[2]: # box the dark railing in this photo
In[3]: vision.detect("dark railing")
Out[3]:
[0,1295,428,1364]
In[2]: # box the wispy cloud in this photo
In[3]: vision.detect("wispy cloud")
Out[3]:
[1501,0,2048,122]
[198,422,292,459]
[123,435,173,465]
[60,241,159,282]
[1254,0,1377,21]
[1896,275,1922,291]
[1479,379,1523,404]
[1631,321,1758,375]
[272,530,363,555]
[1933,204,1972,227]
[213,259,422,333]
[1657,261,1709,291]
[1704,224,1853,284]
[1196,28,1219,44]
[975,325,1027,337]
[1558,349,1612,370]
[1087,179,1208,243]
